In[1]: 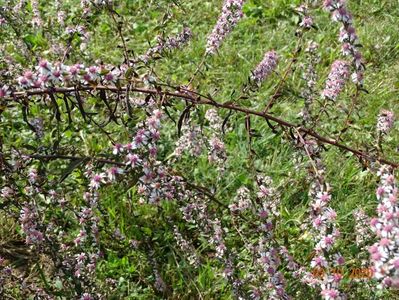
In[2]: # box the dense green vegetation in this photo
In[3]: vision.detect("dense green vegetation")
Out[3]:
[0,0,398,299]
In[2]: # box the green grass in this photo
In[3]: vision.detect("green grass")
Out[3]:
[1,0,399,299]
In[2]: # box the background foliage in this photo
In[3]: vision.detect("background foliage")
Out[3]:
[0,0,399,299]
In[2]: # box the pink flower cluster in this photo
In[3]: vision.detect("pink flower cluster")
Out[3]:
[323,0,364,84]
[305,178,345,299]
[71,252,98,280]
[13,60,122,91]
[0,85,10,98]
[180,190,245,295]
[174,124,204,157]
[292,134,345,299]
[31,0,42,28]
[256,242,291,299]
[55,0,66,25]
[353,208,372,248]
[104,108,184,204]
[251,50,279,84]
[229,186,251,212]
[251,176,291,299]
[369,165,399,288]
[174,109,226,172]
[377,110,395,134]
[73,198,100,247]
[173,226,199,266]
[206,0,245,54]
[296,5,314,29]
[211,218,227,258]
[19,204,44,245]
[321,60,349,101]
[205,109,226,169]
[65,25,91,51]
[256,175,281,226]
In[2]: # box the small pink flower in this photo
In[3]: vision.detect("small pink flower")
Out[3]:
[107,167,124,181]
[37,60,52,75]
[300,16,314,28]
[113,143,123,155]
[18,76,30,88]
[90,173,105,190]
[126,154,141,168]
[0,85,10,98]
[311,255,328,268]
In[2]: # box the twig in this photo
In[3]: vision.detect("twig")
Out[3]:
[263,35,303,113]
[109,11,131,64]
[26,154,125,167]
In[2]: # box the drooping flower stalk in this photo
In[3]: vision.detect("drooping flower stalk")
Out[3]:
[179,188,245,297]
[173,226,200,266]
[292,133,345,300]
[253,175,292,299]
[55,0,66,25]
[352,208,374,273]
[13,0,27,14]
[306,168,345,299]
[173,108,226,173]
[369,165,399,288]
[19,203,44,245]
[323,0,365,85]
[228,175,293,299]
[353,209,372,248]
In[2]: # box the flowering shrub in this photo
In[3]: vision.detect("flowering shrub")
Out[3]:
[0,0,398,299]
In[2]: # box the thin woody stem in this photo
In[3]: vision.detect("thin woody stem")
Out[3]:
[4,84,398,168]
[263,35,303,113]
[109,11,131,64]
[187,54,208,86]
[27,154,125,167]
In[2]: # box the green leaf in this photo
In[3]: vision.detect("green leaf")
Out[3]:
[59,157,89,183]
[142,227,152,236]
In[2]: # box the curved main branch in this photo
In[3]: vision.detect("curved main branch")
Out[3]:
[5,84,398,168]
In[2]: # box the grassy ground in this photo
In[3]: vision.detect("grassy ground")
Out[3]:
[1,0,399,298]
